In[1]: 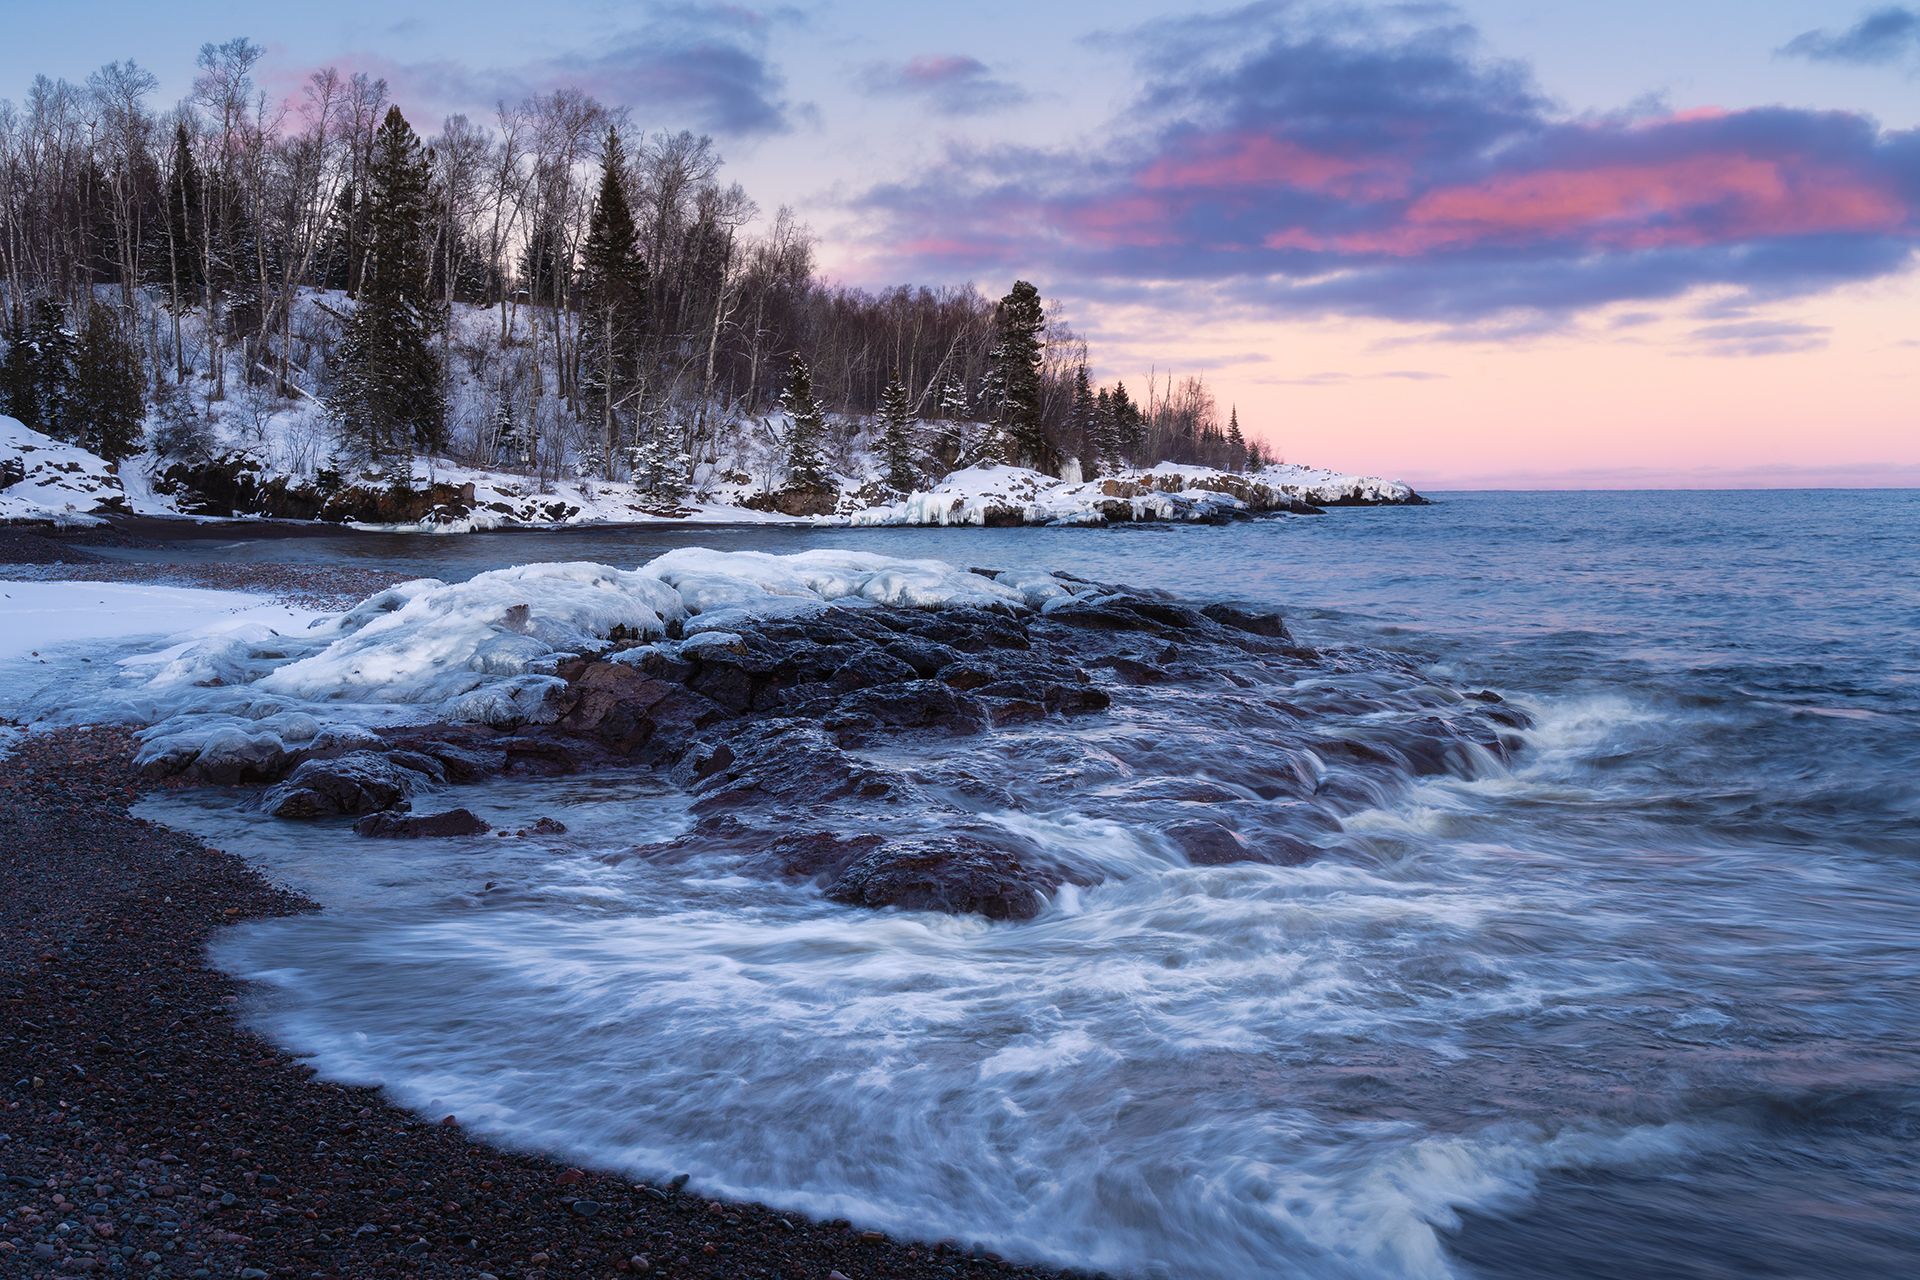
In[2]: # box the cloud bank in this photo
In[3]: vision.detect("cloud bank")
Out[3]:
[855,2,1920,327]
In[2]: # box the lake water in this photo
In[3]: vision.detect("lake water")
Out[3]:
[130,491,1920,1278]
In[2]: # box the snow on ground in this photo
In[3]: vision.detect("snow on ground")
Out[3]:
[0,579,319,663]
[119,550,1107,779]
[845,461,1417,527]
[0,580,328,749]
[0,415,129,524]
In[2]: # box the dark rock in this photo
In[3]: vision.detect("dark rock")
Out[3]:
[826,680,986,735]
[880,638,958,677]
[263,752,426,819]
[824,837,1057,921]
[828,650,919,693]
[522,816,568,835]
[354,808,491,839]
[1200,602,1291,640]
[555,661,677,751]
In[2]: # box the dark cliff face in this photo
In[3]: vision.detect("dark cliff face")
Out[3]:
[160,454,477,524]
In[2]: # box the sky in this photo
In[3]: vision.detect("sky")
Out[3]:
[5,0,1918,488]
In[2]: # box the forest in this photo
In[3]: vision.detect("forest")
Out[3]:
[0,38,1273,501]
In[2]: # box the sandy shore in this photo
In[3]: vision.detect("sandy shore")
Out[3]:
[0,728,1082,1279]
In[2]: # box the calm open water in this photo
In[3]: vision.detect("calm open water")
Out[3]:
[129,491,1920,1278]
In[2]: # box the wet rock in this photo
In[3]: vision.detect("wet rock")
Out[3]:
[824,837,1058,921]
[1200,602,1291,640]
[554,662,677,751]
[826,680,986,736]
[263,752,426,819]
[521,816,568,835]
[829,649,919,693]
[881,637,958,677]
[354,808,491,839]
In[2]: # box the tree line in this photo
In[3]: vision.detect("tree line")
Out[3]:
[0,38,1277,495]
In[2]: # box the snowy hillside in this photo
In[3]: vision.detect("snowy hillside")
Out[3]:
[0,416,130,525]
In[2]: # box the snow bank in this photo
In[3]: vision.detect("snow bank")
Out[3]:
[122,550,1097,778]
[0,415,128,523]
[0,579,308,663]
[844,461,1417,527]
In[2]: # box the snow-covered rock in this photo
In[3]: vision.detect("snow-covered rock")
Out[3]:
[0,415,128,524]
[844,461,1420,527]
[125,550,1104,779]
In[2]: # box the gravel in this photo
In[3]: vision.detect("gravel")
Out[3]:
[0,727,1089,1280]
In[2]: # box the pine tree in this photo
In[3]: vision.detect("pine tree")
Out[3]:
[1109,381,1140,467]
[492,401,526,468]
[0,299,79,439]
[1225,406,1246,475]
[576,128,650,479]
[71,304,146,460]
[1068,363,1096,475]
[780,353,830,491]
[628,433,690,501]
[877,373,917,492]
[1091,387,1116,477]
[937,374,970,420]
[982,280,1046,468]
[327,106,444,462]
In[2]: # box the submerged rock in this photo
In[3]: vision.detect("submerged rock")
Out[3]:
[355,808,492,838]
[825,837,1057,921]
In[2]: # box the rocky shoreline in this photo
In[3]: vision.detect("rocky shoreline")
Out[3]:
[0,727,1087,1280]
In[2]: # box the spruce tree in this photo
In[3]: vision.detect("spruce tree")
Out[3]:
[937,374,970,420]
[327,106,444,463]
[1091,387,1116,477]
[982,280,1046,468]
[1068,363,1095,475]
[577,128,649,478]
[1109,381,1139,468]
[0,300,79,439]
[878,373,917,492]
[780,353,830,491]
[1226,406,1246,474]
[72,304,146,460]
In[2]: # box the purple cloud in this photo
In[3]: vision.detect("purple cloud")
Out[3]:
[863,54,1030,116]
[1780,8,1920,66]
[853,2,1920,328]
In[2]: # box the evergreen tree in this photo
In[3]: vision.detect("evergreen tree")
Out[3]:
[982,280,1046,468]
[1225,406,1246,474]
[576,128,650,478]
[0,299,79,439]
[327,106,444,462]
[1109,381,1140,466]
[492,400,527,468]
[1091,387,1116,476]
[1068,363,1095,474]
[71,304,146,459]
[312,181,356,291]
[779,352,830,491]
[628,434,690,501]
[937,374,971,420]
[877,373,917,492]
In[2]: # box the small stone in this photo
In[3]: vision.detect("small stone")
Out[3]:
[569,1199,603,1218]
[628,1257,651,1274]
[239,1270,268,1279]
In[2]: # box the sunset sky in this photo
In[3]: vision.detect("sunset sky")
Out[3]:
[7,0,1918,487]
